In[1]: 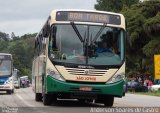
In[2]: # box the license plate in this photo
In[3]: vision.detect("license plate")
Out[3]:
[79,86,92,91]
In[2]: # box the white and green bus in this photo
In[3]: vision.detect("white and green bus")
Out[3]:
[32,9,126,106]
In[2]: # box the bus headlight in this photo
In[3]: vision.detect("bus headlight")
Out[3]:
[50,53,55,59]
[106,72,125,84]
[47,69,65,81]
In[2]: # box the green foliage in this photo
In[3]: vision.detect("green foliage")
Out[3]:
[0,31,10,41]
[0,32,36,77]
[94,0,160,77]
[144,12,160,36]
[95,0,139,12]
[95,0,123,12]
[0,40,9,52]
[121,0,160,77]
[143,39,160,56]
[129,90,160,97]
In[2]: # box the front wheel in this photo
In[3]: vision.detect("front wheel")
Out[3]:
[35,93,42,101]
[103,96,114,107]
[78,99,86,103]
[43,94,53,105]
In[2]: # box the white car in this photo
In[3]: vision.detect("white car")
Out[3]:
[151,85,160,91]
[14,80,20,89]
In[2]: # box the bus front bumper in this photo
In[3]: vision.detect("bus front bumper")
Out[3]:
[46,76,124,97]
[0,85,13,91]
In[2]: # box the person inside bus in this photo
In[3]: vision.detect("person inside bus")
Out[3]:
[106,31,119,54]
[95,41,112,54]
[95,31,118,55]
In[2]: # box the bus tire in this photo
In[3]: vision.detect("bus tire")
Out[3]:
[52,94,57,104]
[78,99,86,103]
[35,93,42,101]
[43,94,52,105]
[103,96,114,107]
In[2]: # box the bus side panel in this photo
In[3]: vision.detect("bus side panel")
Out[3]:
[37,55,45,93]
[32,60,35,92]
[34,58,39,93]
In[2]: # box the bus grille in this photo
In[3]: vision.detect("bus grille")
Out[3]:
[66,68,107,76]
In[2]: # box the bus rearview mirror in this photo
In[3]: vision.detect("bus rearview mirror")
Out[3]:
[43,24,50,38]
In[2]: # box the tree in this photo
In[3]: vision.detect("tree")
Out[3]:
[11,32,19,40]
[0,31,9,41]
[121,0,160,76]
[95,0,139,12]
[0,32,36,77]
[11,32,15,39]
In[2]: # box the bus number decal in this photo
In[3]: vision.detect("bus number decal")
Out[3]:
[76,76,96,81]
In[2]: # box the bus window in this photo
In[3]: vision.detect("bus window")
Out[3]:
[0,60,11,76]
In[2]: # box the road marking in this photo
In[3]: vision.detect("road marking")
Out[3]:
[15,93,34,107]
[16,93,49,113]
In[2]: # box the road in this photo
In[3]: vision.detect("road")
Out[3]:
[0,87,160,113]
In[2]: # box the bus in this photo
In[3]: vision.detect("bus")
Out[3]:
[32,9,126,106]
[0,53,14,94]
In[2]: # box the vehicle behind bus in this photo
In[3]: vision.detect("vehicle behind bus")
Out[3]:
[0,53,14,94]
[20,76,30,88]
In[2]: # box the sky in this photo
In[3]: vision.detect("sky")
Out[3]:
[0,0,97,36]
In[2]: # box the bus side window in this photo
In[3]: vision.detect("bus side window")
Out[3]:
[34,38,39,57]
[38,34,44,54]
[51,25,57,51]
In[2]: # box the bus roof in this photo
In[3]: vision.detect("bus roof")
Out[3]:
[0,53,12,56]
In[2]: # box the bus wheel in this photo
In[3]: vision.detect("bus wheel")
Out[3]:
[52,94,57,104]
[103,96,114,107]
[78,99,86,103]
[35,93,42,101]
[43,94,52,105]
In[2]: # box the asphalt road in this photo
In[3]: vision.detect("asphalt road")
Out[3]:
[0,87,160,113]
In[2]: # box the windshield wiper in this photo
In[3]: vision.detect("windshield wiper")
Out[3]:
[86,26,90,64]
[91,23,106,44]
[70,22,84,43]
[71,22,90,64]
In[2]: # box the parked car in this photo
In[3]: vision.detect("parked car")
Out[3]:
[127,80,148,92]
[151,85,160,91]
[127,80,138,91]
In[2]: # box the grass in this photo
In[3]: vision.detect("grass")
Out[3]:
[128,90,160,97]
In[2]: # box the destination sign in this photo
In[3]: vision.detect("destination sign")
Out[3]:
[0,55,11,60]
[56,11,121,25]
[0,55,5,59]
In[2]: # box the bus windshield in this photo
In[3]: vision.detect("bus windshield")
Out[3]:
[49,24,125,66]
[0,59,11,76]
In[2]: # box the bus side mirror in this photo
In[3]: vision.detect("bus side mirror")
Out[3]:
[43,24,50,38]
